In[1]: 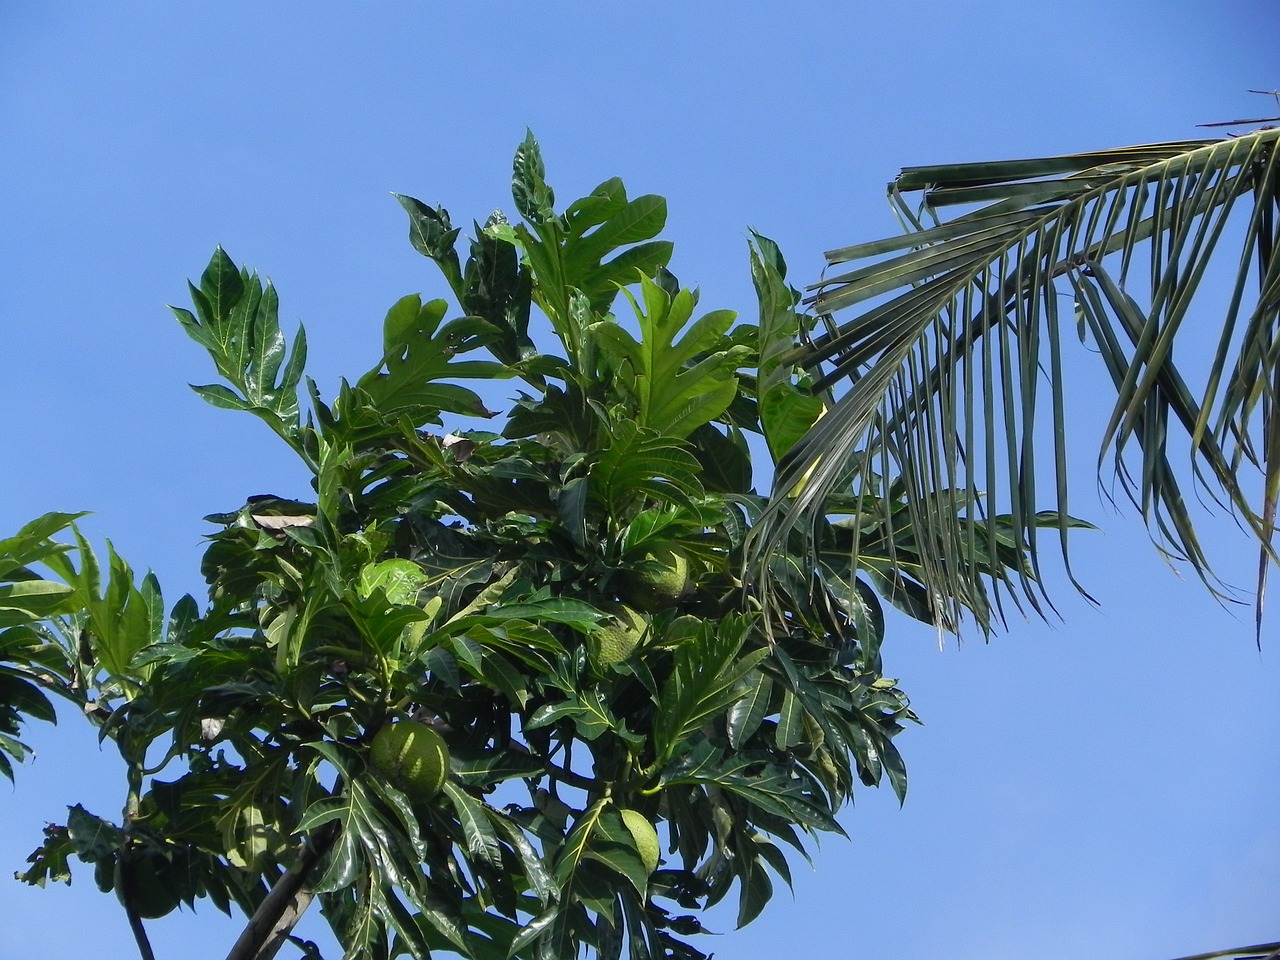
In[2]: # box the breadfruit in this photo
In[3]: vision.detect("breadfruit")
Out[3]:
[370,720,450,801]
[117,849,181,920]
[616,549,689,611]
[590,603,648,665]
[619,808,660,873]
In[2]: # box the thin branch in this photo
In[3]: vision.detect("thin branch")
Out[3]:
[126,899,157,960]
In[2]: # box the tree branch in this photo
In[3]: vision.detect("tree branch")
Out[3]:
[223,824,339,960]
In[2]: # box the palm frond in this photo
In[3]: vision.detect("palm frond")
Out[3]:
[755,127,1280,637]
[1159,942,1280,960]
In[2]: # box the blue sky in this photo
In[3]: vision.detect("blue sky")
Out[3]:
[2,3,1278,958]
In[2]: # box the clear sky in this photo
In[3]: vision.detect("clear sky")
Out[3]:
[2,3,1278,959]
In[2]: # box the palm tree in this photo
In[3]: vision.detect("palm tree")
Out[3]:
[754,123,1280,641]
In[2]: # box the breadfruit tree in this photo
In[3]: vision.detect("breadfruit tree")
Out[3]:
[2,135,1054,960]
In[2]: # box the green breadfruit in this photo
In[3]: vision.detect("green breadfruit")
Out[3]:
[619,808,660,873]
[616,548,689,611]
[117,849,181,920]
[591,603,648,665]
[370,720,450,801]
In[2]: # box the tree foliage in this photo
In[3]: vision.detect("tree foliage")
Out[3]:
[7,116,1277,960]
[0,134,1055,960]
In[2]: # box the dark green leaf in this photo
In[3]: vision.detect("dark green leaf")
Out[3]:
[66,805,123,863]
[726,672,773,749]
[513,131,556,225]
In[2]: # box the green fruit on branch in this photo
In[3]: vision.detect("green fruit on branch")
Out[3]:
[619,808,660,873]
[591,603,648,665]
[616,548,689,610]
[116,849,181,920]
[370,720,450,801]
